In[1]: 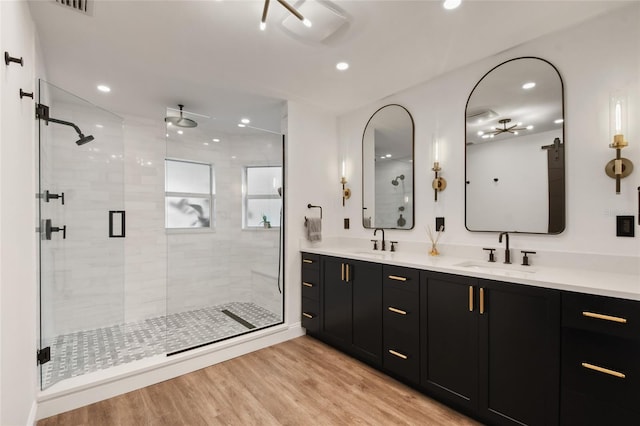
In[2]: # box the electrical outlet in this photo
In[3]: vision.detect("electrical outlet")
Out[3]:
[436,217,445,232]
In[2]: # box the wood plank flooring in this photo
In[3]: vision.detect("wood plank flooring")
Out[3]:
[38,336,481,425]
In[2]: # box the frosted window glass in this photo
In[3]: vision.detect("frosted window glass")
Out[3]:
[166,160,211,194]
[166,197,210,228]
[247,167,281,196]
[246,199,281,227]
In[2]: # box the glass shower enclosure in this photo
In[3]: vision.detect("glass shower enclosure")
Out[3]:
[37,84,285,389]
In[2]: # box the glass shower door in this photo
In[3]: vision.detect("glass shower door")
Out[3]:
[38,80,125,389]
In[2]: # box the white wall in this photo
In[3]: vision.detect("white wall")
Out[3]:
[0,1,39,424]
[336,4,640,258]
[285,101,337,325]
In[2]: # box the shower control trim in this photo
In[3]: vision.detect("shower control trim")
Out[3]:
[43,190,65,205]
[44,219,66,240]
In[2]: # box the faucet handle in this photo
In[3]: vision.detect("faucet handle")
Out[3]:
[482,247,496,262]
[521,250,536,266]
[390,241,398,252]
[370,239,379,250]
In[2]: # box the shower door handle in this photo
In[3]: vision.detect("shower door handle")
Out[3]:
[44,219,66,240]
[109,210,125,238]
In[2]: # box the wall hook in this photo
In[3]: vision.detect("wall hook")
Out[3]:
[19,89,34,99]
[4,52,24,67]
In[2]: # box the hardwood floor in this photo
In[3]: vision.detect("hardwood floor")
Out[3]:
[38,336,481,425]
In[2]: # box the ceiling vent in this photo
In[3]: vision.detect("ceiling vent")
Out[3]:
[54,0,94,16]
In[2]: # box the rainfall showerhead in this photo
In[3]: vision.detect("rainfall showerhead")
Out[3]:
[165,104,198,128]
[76,134,95,145]
[391,174,405,186]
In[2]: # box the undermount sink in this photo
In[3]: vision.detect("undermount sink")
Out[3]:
[351,251,390,258]
[454,261,537,275]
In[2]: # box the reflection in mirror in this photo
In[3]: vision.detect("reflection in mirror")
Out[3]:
[362,104,414,229]
[465,57,565,234]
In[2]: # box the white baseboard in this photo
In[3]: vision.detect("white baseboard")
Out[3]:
[36,323,304,420]
[27,400,38,426]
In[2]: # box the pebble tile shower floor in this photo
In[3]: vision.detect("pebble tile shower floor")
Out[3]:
[41,302,281,388]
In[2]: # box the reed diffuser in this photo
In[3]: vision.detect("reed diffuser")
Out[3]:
[426,225,444,256]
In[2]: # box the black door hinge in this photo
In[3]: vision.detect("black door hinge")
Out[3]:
[37,347,51,365]
[35,103,50,121]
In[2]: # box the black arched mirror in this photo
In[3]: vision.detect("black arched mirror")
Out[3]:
[362,104,415,229]
[465,57,565,234]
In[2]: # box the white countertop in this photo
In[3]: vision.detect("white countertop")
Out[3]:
[301,244,640,301]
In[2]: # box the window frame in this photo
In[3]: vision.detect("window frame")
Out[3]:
[243,165,282,230]
[165,158,215,231]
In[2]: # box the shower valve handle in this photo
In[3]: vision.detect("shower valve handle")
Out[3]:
[44,190,65,205]
[44,219,66,240]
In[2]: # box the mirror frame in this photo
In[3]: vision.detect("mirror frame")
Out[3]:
[362,104,415,230]
[464,56,565,234]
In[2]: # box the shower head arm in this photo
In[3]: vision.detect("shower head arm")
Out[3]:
[46,117,83,136]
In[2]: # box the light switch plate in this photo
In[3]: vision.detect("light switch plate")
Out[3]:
[616,215,634,237]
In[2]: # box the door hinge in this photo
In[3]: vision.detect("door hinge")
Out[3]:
[37,347,51,365]
[35,103,50,121]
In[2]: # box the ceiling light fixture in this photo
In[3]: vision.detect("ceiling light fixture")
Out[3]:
[238,124,246,128]
[443,0,461,10]
[241,118,251,124]
[336,62,349,71]
[554,118,564,124]
[522,82,536,90]
[213,138,220,142]
[97,84,111,93]
[490,118,526,136]
[261,0,311,30]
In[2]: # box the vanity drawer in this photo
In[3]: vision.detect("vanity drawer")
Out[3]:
[301,297,320,334]
[383,328,420,383]
[383,265,419,294]
[562,292,640,340]
[384,286,419,334]
[561,388,639,426]
[301,269,320,301]
[301,252,320,270]
[562,328,640,411]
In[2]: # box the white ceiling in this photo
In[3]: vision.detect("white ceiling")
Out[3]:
[27,0,628,133]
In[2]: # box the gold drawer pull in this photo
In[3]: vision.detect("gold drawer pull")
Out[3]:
[581,362,626,379]
[479,287,485,315]
[388,275,407,282]
[302,312,314,319]
[389,349,408,360]
[388,307,407,315]
[303,259,313,264]
[469,286,474,312]
[302,282,313,287]
[582,311,627,324]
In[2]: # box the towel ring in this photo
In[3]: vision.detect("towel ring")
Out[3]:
[306,204,322,219]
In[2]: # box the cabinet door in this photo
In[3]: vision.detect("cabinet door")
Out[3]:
[478,279,560,426]
[322,257,352,346]
[352,260,382,364]
[421,272,479,413]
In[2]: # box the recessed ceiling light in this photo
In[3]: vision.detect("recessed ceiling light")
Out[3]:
[166,133,169,137]
[522,82,536,90]
[385,154,392,158]
[231,156,237,159]
[96,124,104,128]
[241,118,250,124]
[213,138,220,142]
[443,0,461,10]
[380,156,386,159]
[554,118,564,124]
[97,85,111,93]
[177,130,184,135]
[482,134,490,139]
[527,125,534,130]
[477,131,484,136]
[238,124,246,128]
[514,131,519,135]
[336,62,349,71]
[203,142,209,146]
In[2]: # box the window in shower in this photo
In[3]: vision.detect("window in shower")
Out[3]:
[244,166,282,229]
[165,159,214,229]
